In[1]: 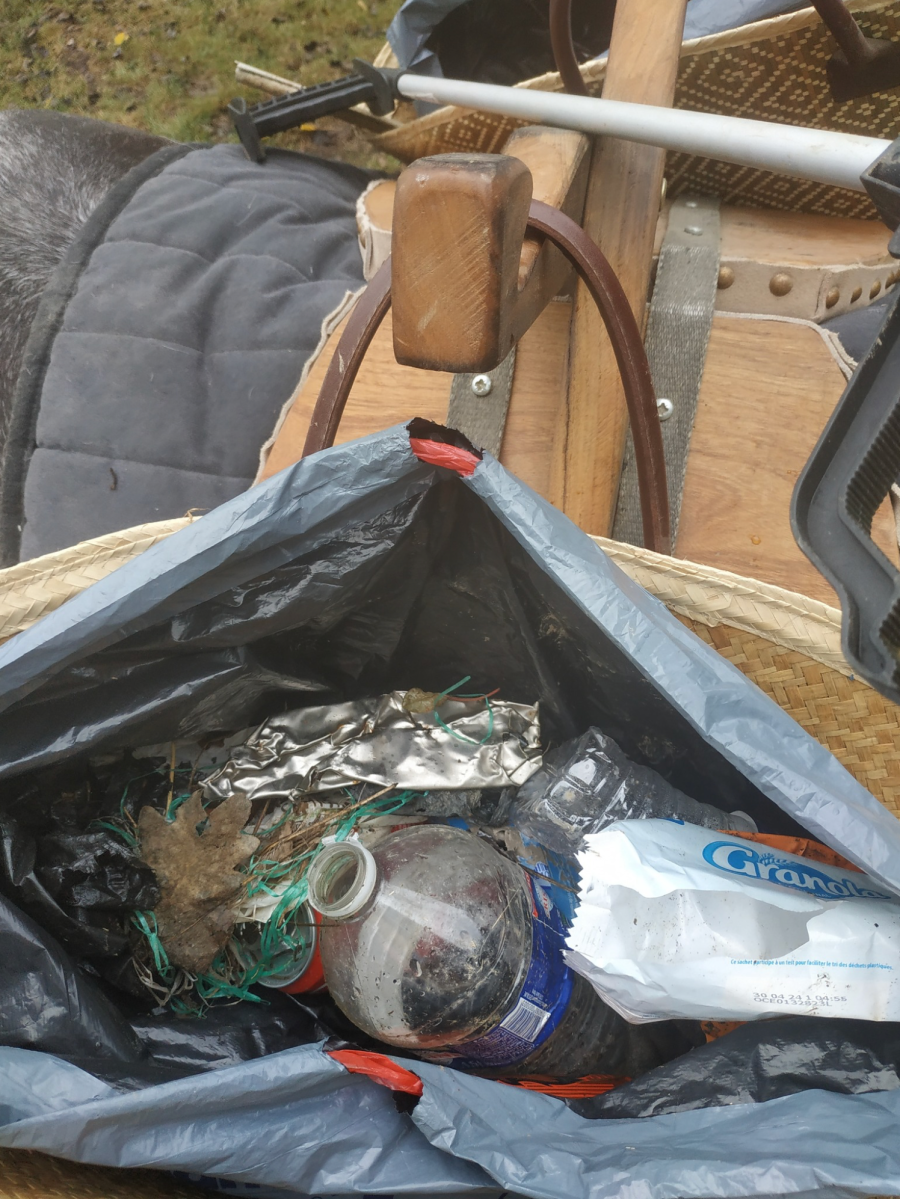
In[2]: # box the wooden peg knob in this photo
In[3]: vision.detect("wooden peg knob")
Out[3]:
[391,153,533,374]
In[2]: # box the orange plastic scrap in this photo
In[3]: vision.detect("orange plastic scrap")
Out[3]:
[718,830,862,872]
[328,1048,424,1096]
[328,1050,627,1100]
[497,1074,629,1098]
[700,1020,744,1043]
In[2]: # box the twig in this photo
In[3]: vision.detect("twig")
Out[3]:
[260,783,398,854]
[165,743,176,820]
[253,797,273,836]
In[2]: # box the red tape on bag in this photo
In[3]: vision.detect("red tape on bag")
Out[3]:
[328,1049,424,1096]
[409,438,481,476]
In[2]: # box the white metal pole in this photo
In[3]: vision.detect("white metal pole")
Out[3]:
[397,73,889,193]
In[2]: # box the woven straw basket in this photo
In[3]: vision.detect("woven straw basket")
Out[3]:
[0,1149,200,1199]
[374,0,900,220]
[1,518,899,1194]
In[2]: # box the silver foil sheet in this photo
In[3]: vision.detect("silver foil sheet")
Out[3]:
[204,691,541,803]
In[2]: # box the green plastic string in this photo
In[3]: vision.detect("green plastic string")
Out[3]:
[132,910,171,976]
[134,788,414,1006]
[434,693,494,746]
[432,675,472,706]
[129,677,498,1009]
[428,675,498,746]
[94,819,139,850]
[165,791,194,820]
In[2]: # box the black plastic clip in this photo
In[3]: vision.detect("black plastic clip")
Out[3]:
[792,288,900,702]
[229,60,402,163]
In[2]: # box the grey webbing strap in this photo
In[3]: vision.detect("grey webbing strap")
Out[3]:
[446,347,517,458]
[611,194,721,547]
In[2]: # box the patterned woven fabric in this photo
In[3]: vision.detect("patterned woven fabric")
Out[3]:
[0,1149,199,1199]
[667,0,900,215]
[376,0,899,218]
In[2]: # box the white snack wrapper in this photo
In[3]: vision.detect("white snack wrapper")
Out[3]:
[565,818,900,1023]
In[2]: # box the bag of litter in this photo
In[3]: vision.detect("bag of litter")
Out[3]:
[1,423,900,1198]
[566,818,900,1023]
[573,1016,900,1119]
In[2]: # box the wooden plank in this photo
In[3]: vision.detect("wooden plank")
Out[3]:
[503,125,589,291]
[363,179,396,233]
[260,310,451,480]
[653,204,892,266]
[552,0,689,534]
[677,315,897,604]
[496,299,571,499]
[259,302,570,487]
[717,205,891,266]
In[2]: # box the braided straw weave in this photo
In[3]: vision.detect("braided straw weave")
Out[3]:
[593,537,900,819]
[0,1148,201,1198]
[374,0,897,219]
[0,517,193,644]
[0,523,898,1195]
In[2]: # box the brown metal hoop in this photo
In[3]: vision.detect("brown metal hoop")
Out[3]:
[303,200,671,555]
[302,256,393,458]
[549,0,588,96]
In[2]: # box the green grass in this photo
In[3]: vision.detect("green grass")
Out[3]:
[0,0,403,169]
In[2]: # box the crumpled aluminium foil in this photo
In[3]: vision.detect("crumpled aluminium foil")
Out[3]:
[204,692,541,803]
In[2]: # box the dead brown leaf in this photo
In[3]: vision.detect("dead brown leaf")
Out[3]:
[138,794,259,974]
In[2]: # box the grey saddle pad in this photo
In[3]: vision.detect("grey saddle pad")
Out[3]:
[1,143,374,563]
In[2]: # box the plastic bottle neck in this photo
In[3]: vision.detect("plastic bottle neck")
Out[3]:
[307,839,378,920]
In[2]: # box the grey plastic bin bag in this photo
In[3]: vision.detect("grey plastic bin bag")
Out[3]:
[0,422,899,1198]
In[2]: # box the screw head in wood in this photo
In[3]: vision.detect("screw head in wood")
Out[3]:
[825,287,840,309]
[769,273,793,297]
[717,266,735,290]
[684,225,703,236]
[471,374,492,397]
[657,397,674,421]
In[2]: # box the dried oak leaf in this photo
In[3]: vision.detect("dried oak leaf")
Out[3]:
[138,793,259,974]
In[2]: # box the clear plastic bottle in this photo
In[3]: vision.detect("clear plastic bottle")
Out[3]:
[509,727,756,857]
[306,824,697,1079]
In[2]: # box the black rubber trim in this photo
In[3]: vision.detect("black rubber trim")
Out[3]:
[0,141,201,566]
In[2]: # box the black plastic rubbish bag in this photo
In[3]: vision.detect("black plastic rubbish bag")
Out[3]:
[575,1017,900,1119]
[1,422,900,1198]
[0,879,344,1091]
